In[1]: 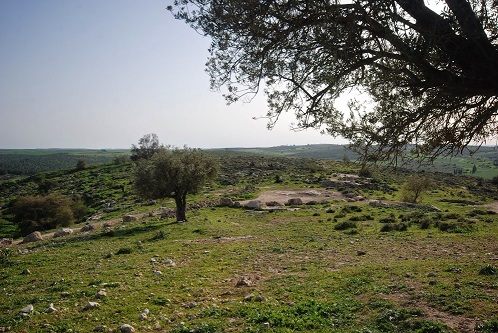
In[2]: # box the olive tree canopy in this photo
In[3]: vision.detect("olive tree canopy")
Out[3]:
[133,147,218,221]
[169,0,498,163]
[131,133,162,161]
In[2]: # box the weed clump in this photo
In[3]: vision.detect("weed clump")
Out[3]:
[436,220,475,233]
[476,316,498,332]
[334,221,357,231]
[479,264,497,276]
[380,223,409,232]
[116,247,133,255]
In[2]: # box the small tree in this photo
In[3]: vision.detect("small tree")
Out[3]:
[9,194,84,236]
[75,159,87,170]
[131,133,162,161]
[133,147,218,221]
[399,174,434,204]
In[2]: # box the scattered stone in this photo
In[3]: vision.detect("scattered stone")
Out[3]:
[266,201,283,207]
[119,324,135,333]
[154,270,162,275]
[138,312,147,320]
[356,250,367,256]
[20,304,34,314]
[23,231,43,244]
[46,303,57,313]
[287,198,303,205]
[21,269,31,275]
[96,290,107,298]
[53,228,73,238]
[161,208,175,219]
[83,302,100,310]
[244,294,255,302]
[165,259,176,267]
[81,224,96,232]
[188,301,197,308]
[429,279,437,286]
[427,272,437,277]
[61,291,70,297]
[143,308,150,315]
[122,215,137,222]
[104,253,114,259]
[236,276,252,287]
[103,222,112,228]
[93,325,108,332]
[0,238,13,246]
[149,258,157,263]
[219,197,234,207]
[245,200,262,209]
[233,201,242,208]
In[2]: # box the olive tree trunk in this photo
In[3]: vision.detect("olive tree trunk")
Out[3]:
[174,193,187,222]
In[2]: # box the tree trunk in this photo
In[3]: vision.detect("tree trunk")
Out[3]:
[174,193,187,222]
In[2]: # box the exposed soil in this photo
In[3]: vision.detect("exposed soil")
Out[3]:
[240,189,345,206]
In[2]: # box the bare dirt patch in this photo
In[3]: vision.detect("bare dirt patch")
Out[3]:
[241,189,344,206]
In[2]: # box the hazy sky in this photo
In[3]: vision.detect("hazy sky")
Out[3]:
[0,0,346,149]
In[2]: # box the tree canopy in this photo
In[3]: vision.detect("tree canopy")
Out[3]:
[131,133,162,161]
[169,0,498,163]
[133,147,218,221]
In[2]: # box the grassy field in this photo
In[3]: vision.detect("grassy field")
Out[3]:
[1,153,498,332]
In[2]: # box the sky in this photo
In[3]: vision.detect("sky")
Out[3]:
[0,0,346,149]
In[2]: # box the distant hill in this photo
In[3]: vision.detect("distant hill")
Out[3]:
[0,149,129,176]
[210,144,357,160]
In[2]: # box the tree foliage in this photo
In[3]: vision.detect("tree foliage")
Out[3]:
[169,0,498,163]
[131,133,162,161]
[133,147,218,221]
[399,174,434,203]
[9,194,86,236]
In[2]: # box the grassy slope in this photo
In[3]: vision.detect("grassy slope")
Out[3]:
[1,156,498,332]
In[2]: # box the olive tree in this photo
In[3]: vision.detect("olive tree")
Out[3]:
[133,147,218,221]
[399,174,434,203]
[169,1,498,164]
[131,133,162,161]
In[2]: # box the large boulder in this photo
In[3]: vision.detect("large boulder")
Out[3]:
[23,231,43,244]
[53,228,73,238]
[219,197,234,207]
[287,198,303,206]
[0,238,13,247]
[122,215,137,222]
[80,224,96,232]
[245,200,262,209]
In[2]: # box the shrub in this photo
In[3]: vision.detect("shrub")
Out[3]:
[116,247,133,255]
[380,223,408,232]
[436,220,475,233]
[334,221,357,230]
[9,194,82,236]
[477,316,498,332]
[479,264,497,276]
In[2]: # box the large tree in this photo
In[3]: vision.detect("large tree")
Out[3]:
[133,147,218,221]
[169,0,498,164]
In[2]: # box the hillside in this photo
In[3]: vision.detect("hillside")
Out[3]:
[1,153,498,332]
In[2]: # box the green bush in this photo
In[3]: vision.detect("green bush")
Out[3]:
[334,221,357,231]
[479,264,497,276]
[477,316,498,332]
[381,223,408,232]
[9,194,83,236]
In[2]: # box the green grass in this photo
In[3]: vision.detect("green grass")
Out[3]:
[1,153,498,332]
[1,197,497,332]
